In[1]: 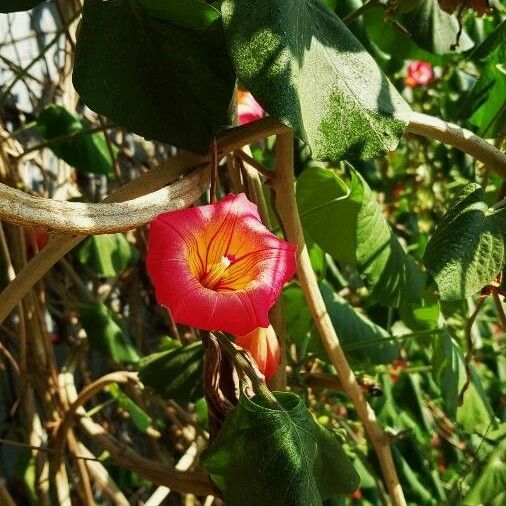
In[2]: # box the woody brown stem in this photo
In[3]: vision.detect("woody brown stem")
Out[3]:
[270,131,406,506]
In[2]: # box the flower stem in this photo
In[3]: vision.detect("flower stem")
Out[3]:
[270,131,406,506]
[212,332,278,408]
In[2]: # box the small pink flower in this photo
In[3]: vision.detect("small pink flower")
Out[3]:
[146,194,296,336]
[237,91,265,125]
[405,61,433,88]
[235,325,280,380]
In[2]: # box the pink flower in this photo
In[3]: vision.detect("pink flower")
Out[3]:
[237,91,265,125]
[235,325,280,380]
[405,61,433,87]
[146,194,296,336]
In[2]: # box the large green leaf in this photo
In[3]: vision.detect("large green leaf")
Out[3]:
[400,0,473,55]
[221,0,411,161]
[320,280,399,364]
[202,391,359,504]
[0,0,45,12]
[424,183,505,301]
[73,0,235,154]
[76,233,138,277]
[139,342,203,402]
[79,302,140,364]
[35,105,115,176]
[297,166,426,306]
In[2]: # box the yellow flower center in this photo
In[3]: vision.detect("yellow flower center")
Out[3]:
[199,254,237,291]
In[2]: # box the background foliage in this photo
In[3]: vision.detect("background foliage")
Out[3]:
[0,0,505,505]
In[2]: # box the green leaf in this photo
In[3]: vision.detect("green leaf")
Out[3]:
[0,0,45,12]
[79,302,140,364]
[139,342,203,402]
[424,183,505,301]
[363,5,444,66]
[108,384,152,433]
[35,104,115,176]
[464,440,506,505]
[297,166,426,306]
[432,331,467,418]
[221,0,411,161]
[202,391,360,504]
[283,284,323,357]
[469,45,506,137]
[468,20,506,61]
[142,0,221,30]
[320,280,399,364]
[399,292,440,331]
[73,0,235,154]
[76,233,138,277]
[457,367,496,434]
[400,0,473,55]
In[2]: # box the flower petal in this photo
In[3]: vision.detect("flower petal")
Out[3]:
[146,193,297,335]
[235,325,280,380]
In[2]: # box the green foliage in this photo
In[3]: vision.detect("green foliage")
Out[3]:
[424,183,505,301]
[222,0,410,161]
[297,166,426,306]
[73,0,235,154]
[400,0,473,54]
[108,384,152,433]
[203,391,360,504]
[35,104,115,176]
[79,302,140,364]
[432,331,467,418]
[464,439,506,505]
[469,43,506,136]
[0,0,45,12]
[76,233,138,277]
[139,341,203,402]
[319,280,400,364]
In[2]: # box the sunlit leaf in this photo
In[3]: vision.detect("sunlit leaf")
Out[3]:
[424,183,505,301]
[297,166,426,306]
[222,0,410,161]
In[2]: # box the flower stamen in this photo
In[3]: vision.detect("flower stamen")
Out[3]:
[200,253,237,290]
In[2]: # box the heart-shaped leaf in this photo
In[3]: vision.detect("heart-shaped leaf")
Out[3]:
[202,391,360,504]
[424,183,505,301]
[297,166,426,306]
[73,0,235,154]
[221,0,411,161]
